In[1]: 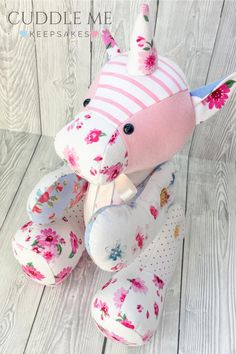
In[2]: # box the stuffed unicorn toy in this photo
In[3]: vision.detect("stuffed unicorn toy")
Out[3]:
[12,4,236,346]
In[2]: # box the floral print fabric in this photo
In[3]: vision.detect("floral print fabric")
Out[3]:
[85,161,176,271]
[12,200,85,286]
[55,113,128,185]
[91,203,185,346]
[192,74,236,124]
[27,164,88,224]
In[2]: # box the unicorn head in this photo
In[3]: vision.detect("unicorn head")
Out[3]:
[55,4,236,185]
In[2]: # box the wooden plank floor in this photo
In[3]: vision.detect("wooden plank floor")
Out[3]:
[0,130,236,354]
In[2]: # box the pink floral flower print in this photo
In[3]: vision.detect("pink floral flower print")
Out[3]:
[94,155,103,162]
[137,304,143,313]
[116,313,135,329]
[85,129,106,144]
[146,310,150,319]
[90,167,97,176]
[136,35,145,47]
[69,231,79,258]
[93,298,110,320]
[55,182,63,192]
[142,330,155,343]
[22,262,45,281]
[135,232,146,250]
[64,146,79,170]
[21,221,33,232]
[32,246,41,254]
[76,122,83,130]
[85,114,91,119]
[153,274,165,289]
[102,278,117,290]
[203,83,230,109]
[102,28,116,49]
[96,323,131,344]
[154,302,159,318]
[48,213,56,220]
[113,287,129,309]
[101,162,123,182]
[36,228,60,248]
[32,205,42,214]
[150,205,158,220]
[139,47,157,75]
[67,122,74,131]
[38,191,50,204]
[69,181,88,208]
[55,266,72,284]
[109,130,119,145]
[25,236,31,242]
[141,3,149,17]
[43,249,57,262]
[110,262,126,272]
[128,277,148,294]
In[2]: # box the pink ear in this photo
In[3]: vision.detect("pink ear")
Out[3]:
[101,28,121,60]
[191,73,236,124]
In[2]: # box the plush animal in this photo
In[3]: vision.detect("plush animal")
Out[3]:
[12,4,236,346]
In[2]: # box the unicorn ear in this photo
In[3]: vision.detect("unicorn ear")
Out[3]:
[191,73,236,124]
[101,28,121,61]
[127,4,158,76]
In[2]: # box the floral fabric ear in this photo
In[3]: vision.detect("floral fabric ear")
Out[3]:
[191,73,236,124]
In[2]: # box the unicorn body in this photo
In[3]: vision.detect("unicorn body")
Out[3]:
[12,4,236,346]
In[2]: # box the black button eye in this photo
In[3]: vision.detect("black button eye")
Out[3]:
[83,98,91,107]
[123,123,134,135]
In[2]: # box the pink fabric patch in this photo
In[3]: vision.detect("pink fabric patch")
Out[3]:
[118,91,195,173]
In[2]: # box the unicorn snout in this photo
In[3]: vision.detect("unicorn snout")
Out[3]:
[54,111,128,185]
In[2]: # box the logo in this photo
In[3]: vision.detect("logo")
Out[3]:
[8,11,112,39]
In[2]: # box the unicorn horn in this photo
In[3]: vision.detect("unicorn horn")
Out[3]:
[127,4,158,76]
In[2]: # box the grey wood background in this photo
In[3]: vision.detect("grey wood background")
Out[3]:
[0,1,236,354]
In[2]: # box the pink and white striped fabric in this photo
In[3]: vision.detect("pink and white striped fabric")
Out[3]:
[88,54,188,126]
[55,52,194,184]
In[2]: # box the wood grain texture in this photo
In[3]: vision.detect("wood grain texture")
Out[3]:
[24,253,109,354]
[179,159,236,354]
[33,0,91,136]
[155,0,224,88]
[0,129,40,228]
[0,0,41,134]
[189,1,236,162]
[0,135,61,354]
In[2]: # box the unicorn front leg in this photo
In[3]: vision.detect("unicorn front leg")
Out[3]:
[12,165,88,285]
[26,164,88,224]
[85,161,176,271]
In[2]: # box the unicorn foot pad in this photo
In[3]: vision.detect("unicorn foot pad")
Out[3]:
[12,4,236,346]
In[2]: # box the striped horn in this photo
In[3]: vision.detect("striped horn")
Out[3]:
[101,28,121,60]
[127,4,158,76]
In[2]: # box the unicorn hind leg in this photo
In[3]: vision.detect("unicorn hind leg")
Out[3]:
[90,203,185,346]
